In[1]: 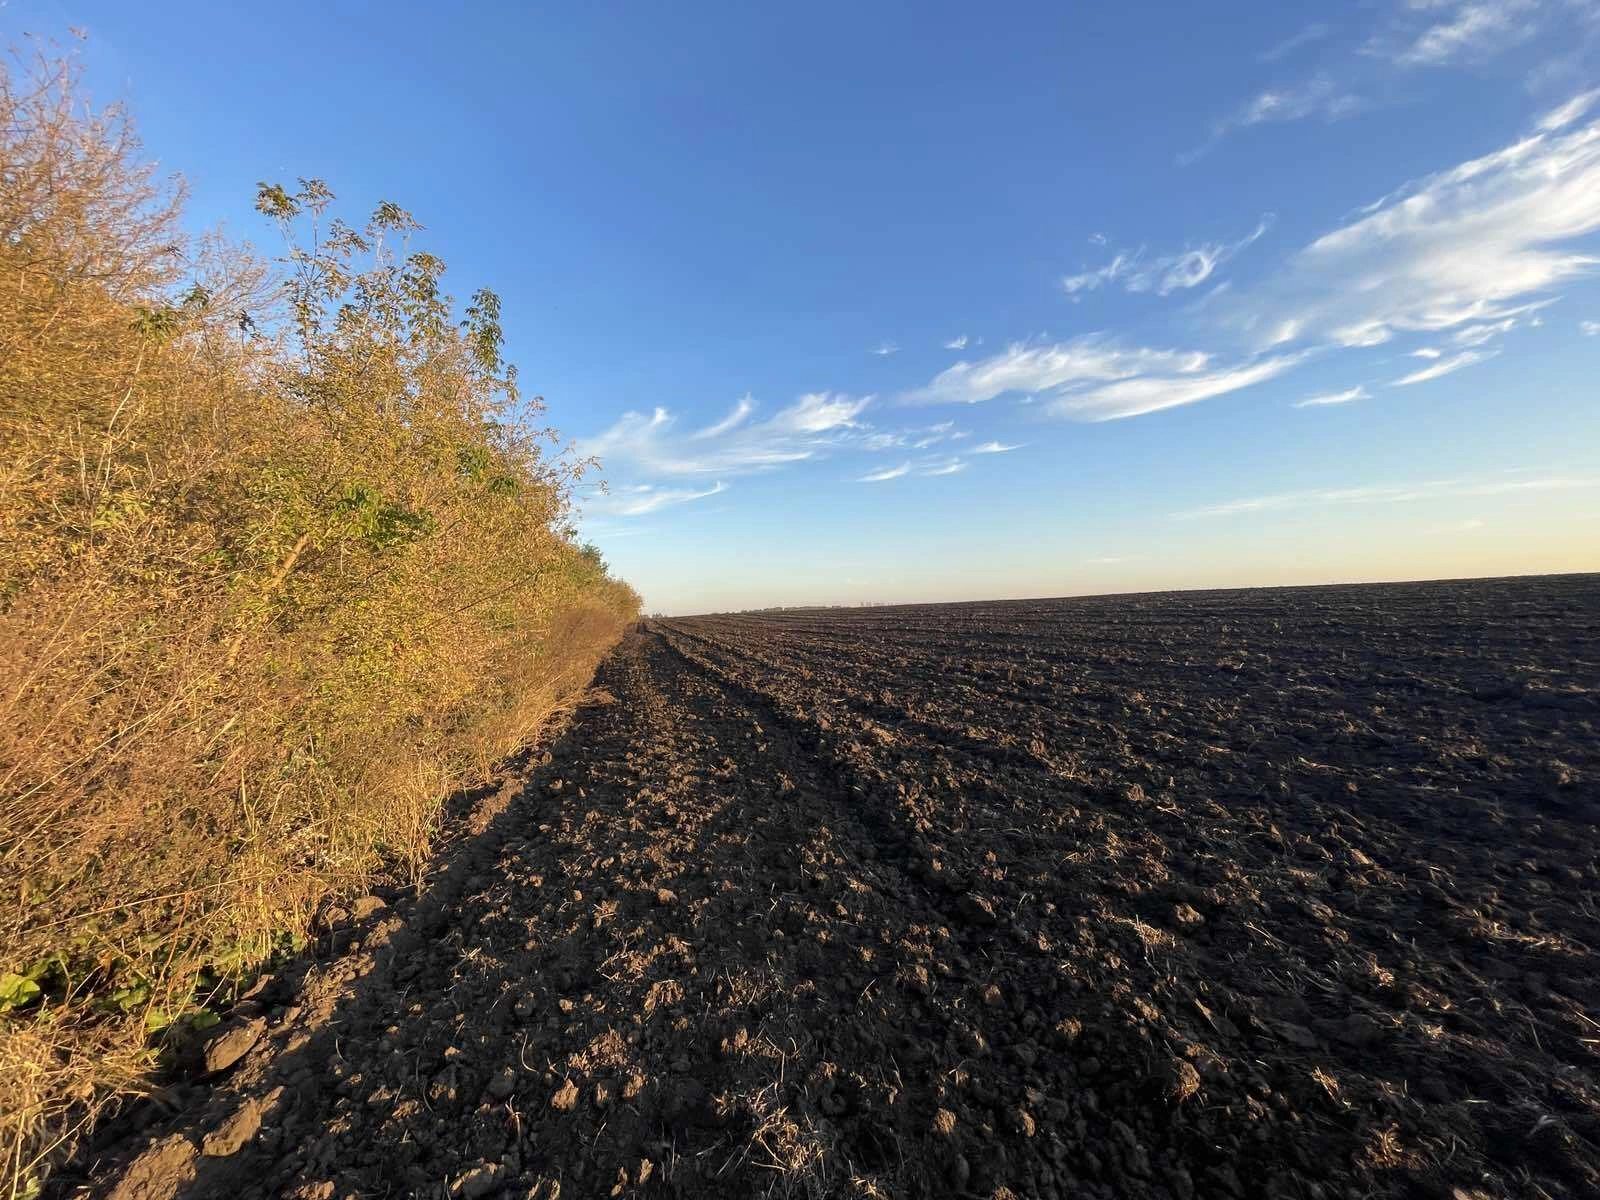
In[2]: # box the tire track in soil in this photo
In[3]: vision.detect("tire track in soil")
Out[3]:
[83,577,1600,1200]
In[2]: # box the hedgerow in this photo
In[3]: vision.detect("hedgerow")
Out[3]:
[0,51,638,1193]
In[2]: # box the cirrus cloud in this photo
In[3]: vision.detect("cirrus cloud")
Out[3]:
[1063,216,1274,298]
[1389,348,1497,386]
[1229,105,1600,351]
[1537,87,1600,132]
[1294,385,1370,407]
[1260,22,1333,63]
[1388,0,1541,68]
[585,480,727,519]
[581,392,871,481]
[1180,77,1364,164]
[906,337,1305,422]
[1175,474,1596,519]
[858,461,911,483]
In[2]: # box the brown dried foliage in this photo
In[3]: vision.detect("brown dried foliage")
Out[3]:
[0,48,638,1194]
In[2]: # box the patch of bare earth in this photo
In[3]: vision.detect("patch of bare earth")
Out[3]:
[75,575,1599,1199]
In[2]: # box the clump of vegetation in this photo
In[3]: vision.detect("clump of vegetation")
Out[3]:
[0,49,638,1192]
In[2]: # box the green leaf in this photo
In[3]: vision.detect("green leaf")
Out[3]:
[109,979,152,1013]
[0,972,42,1012]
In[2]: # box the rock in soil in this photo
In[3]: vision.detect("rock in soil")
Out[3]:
[199,1096,268,1157]
[107,1135,196,1200]
[199,1018,264,1075]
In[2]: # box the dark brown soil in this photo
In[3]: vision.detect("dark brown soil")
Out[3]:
[77,575,1599,1199]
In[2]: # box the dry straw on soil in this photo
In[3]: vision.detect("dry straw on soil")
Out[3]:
[0,48,638,1195]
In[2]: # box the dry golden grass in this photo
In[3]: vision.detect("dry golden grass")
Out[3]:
[0,48,638,1195]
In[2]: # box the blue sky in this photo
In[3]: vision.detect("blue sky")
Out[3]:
[8,0,1598,612]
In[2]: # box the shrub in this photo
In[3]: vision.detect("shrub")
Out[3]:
[0,50,638,1192]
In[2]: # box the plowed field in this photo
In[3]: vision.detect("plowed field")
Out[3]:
[86,576,1599,1200]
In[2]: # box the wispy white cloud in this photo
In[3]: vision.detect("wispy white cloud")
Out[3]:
[908,337,1304,421]
[582,392,871,479]
[858,461,911,483]
[779,392,872,434]
[1260,22,1334,62]
[943,334,969,350]
[1234,78,1362,125]
[1388,0,1541,67]
[1228,106,1600,351]
[1175,474,1595,519]
[1537,87,1600,132]
[1063,216,1273,297]
[972,440,1024,453]
[1061,255,1133,297]
[691,394,754,439]
[1181,77,1363,163]
[1451,317,1518,346]
[1406,308,1542,359]
[1582,319,1600,335]
[586,480,727,518]
[1293,385,1370,407]
[860,454,976,482]
[1390,348,1497,385]
[583,393,999,514]
[1087,554,1141,564]
[871,341,900,357]
[1053,355,1306,420]
[911,340,1200,406]
[1199,5,1597,163]
[860,419,966,452]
